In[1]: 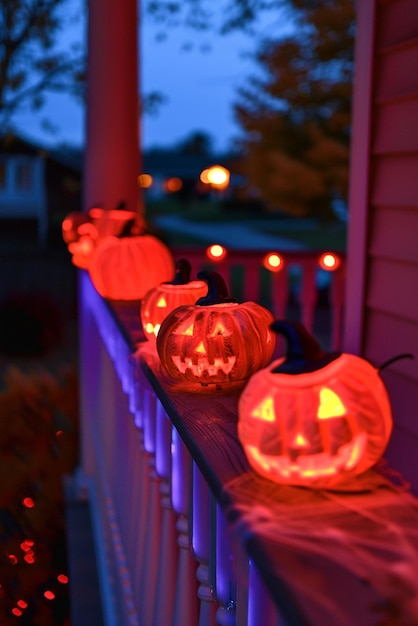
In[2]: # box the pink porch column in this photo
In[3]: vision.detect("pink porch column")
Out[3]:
[84,0,144,221]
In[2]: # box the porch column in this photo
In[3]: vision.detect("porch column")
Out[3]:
[84,0,144,222]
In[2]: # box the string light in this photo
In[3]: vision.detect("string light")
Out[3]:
[22,497,35,508]
[319,252,341,271]
[57,574,69,584]
[43,590,55,601]
[206,244,227,262]
[263,252,284,272]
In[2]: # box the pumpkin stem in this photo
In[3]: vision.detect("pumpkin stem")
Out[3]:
[118,218,137,238]
[171,258,192,285]
[195,271,238,305]
[271,320,339,374]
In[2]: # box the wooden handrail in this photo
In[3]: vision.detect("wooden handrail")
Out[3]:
[77,270,418,626]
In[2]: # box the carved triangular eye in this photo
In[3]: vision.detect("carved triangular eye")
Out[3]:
[209,321,230,337]
[157,296,167,308]
[251,397,275,422]
[317,388,346,420]
[174,322,194,336]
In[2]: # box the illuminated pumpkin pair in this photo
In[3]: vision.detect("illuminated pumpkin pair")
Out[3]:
[156,271,276,390]
[89,219,175,301]
[238,320,393,488]
[140,259,208,341]
[63,207,141,269]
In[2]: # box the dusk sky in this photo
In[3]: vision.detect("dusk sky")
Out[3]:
[12,1,290,153]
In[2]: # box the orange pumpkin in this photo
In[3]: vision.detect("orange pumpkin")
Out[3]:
[238,320,393,489]
[89,220,175,300]
[156,271,276,390]
[140,259,208,341]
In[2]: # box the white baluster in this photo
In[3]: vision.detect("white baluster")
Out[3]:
[171,427,199,626]
[242,262,260,303]
[192,462,218,626]
[330,265,345,351]
[153,401,179,626]
[138,387,163,626]
[299,262,318,334]
[248,559,280,626]
[215,504,236,626]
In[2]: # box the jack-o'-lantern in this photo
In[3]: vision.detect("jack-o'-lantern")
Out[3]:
[156,271,276,390]
[140,259,208,341]
[68,222,100,269]
[89,219,175,300]
[238,320,393,488]
[88,205,139,238]
[62,211,93,245]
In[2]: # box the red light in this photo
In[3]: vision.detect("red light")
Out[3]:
[8,554,18,565]
[319,252,341,271]
[164,177,183,192]
[12,608,22,616]
[206,244,227,262]
[263,252,284,272]
[17,600,28,609]
[57,574,69,584]
[44,590,55,601]
[24,554,35,564]
[22,497,35,508]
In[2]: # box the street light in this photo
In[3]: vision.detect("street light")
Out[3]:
[200,165,230,190]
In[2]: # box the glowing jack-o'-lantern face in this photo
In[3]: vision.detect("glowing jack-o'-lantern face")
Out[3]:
[238,320,393,488]
[156,271,276,390]
[140,259,208,341]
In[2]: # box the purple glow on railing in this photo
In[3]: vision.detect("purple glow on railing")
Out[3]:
[192,462,210,561]
[142,387,156,454]
[155,401,171,480]
[215,504,236,614]
[248,559,279,626]
[171,427,190,516]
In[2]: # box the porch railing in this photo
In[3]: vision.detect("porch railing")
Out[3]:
[170,247,346,352]
[76,252,418,626]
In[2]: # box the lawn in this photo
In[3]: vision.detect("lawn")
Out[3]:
[145,199,347,252]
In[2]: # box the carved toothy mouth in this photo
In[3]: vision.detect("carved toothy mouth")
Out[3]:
[245,432,367,482]
[171,355,236,377]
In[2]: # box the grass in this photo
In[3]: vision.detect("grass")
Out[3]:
[145,198,347,252]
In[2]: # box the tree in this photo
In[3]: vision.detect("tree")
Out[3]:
[0,0,85,129]
[146,0,355,220]
[176,130,213,155]
[234,0,355,220]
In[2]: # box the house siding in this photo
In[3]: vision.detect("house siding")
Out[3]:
[349,0,418,490]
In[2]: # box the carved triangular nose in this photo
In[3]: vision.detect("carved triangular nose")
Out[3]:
[290,432,310,450]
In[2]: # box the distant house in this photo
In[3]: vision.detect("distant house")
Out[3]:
[0,133,82,245]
